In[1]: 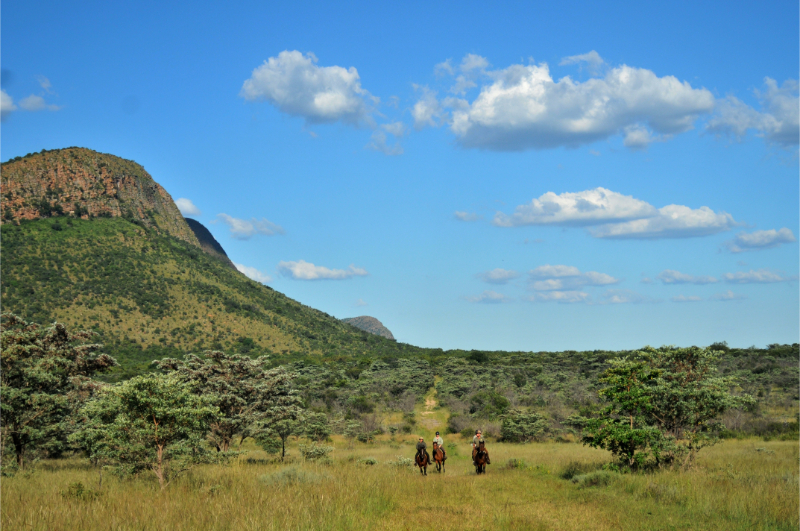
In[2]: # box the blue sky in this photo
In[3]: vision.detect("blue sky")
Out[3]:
[3,0,798,351]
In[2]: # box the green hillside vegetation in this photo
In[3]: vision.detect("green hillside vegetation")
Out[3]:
[1,218,796,439]
[0,217,429,379]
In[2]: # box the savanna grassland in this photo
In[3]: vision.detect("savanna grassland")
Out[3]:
[2,436,797,531]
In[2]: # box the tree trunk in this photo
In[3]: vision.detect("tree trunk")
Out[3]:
[155,444,165,490]
[12,433,24,470]
[281,437,285,461]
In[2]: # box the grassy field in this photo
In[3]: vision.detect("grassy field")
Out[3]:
[2,436,797,531]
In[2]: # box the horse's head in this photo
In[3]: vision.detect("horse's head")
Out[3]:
[433,442,439,451]
[479,440,485,449]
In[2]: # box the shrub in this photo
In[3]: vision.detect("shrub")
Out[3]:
[500,409,548,442]
[357,457,378,466]
[559,461,598,480]
[298,443,333,461]
[571,470,615,487]
[386,456,414,467]
[505,458,527,469]
[61,482,101,501]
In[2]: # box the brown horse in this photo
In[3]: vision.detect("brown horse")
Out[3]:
[473,441,490,474]
[432,442,445,473]
[415,449,429,475]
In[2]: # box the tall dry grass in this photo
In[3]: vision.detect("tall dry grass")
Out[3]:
[2,438,797,530]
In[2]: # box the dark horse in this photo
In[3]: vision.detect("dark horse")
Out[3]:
[432,442,445,473]
[473,440,490,474]
[415,448,429,476]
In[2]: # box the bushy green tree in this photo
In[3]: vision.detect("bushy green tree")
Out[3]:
[500,409,548,442]
[155,351,303,451]
[582,357,668,469]
[72,373,219,490]
[303,412,331,442]
[644,346,755,464]
[1,314,117,470]
[583,347,753,469]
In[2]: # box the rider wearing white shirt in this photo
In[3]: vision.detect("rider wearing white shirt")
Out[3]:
[433,431,446,461]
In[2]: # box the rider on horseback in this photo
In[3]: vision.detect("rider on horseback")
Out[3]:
[416,436,431,464]
[471,429,490,464]
[433,431,446,461]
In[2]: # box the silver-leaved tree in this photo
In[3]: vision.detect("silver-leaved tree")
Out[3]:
[73,373,220,490]
[1,313,117,470]
[155,351,303,452]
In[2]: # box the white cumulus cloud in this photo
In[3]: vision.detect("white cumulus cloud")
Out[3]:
[240,51,374,126]
[466,290,512,304]
[725,228,796,253]
[412,85,443,130]
[710,290,746,301]
[707,78,799,147]
[528,264,619,291]
[493,188,656,227]
[656,270,718,285]
[477,268,520,285]
[1,90,16,121]
[215,213,285,240]
[175,198,202,217]
[234,263,272,284]
[494,188,737,239]
[526,291,590,303]
[589,204,737,239]
[722,269,796,284]
[671,295,702,302]
[599,289,656,304]
[278,260,368,280]
[365,130,403,156]
[437,55,714,151]
[454,211,481,222]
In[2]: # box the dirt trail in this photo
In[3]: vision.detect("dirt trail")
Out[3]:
[419,384,442,429]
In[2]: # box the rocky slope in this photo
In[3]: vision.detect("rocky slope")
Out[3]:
[341,316,395,340]
[184,218,236,269]
[1,147,200,247]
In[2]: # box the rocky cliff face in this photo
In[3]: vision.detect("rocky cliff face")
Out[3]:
[1,147,200,247]
[341,316,396,340]
[184,217,236,269]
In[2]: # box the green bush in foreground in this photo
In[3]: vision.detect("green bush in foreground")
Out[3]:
[72,373,220,490]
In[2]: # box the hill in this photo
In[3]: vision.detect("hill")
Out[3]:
[341,316,395,340]
[0,217,432,379]
[2,147,198,246]
[184,217,236,269]
[0,148,433,379]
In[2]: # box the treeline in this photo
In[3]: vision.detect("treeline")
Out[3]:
[3,313,797,487]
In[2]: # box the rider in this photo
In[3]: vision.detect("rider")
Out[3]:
[416,436,431,464]
[471,429,490,464]
[432,431,446,461]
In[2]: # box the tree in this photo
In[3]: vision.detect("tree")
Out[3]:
[73,373,219,490]
[500,409,548,442]
[582,357,668,469]
[583,347,753,469]
[155,351,303,452]
[303,412,331,442]
[262,419,300,460]
[1,314,117,470]
[644,346,754,465]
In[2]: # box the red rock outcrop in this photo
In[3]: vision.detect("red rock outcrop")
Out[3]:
[1,147,200,247]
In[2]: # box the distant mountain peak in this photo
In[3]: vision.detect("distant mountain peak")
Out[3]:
[341,316,395,340]
[184,218,236,270]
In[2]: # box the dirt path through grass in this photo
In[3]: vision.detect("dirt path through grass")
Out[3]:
[417,377,447,433]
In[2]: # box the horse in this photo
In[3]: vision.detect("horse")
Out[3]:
[473,440,489,474]
[432,442,445,473]
[415,448,429,476]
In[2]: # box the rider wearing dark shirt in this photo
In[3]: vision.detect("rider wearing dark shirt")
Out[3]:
[416,437,431,463]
